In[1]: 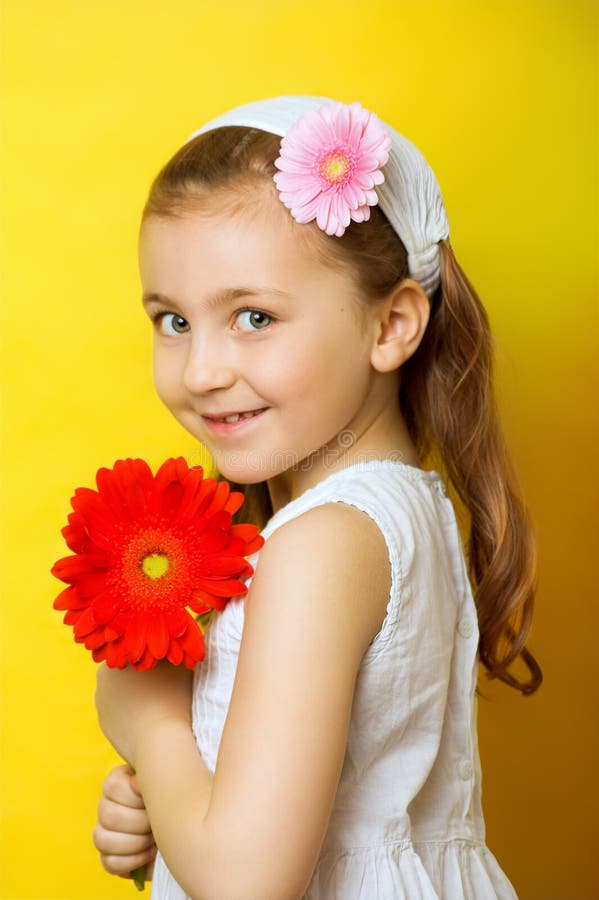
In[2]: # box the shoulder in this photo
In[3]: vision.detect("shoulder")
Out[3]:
[249,500,392,659]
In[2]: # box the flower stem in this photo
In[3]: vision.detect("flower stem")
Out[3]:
[132,864,146,891]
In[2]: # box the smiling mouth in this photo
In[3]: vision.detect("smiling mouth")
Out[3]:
[205,408,267,424]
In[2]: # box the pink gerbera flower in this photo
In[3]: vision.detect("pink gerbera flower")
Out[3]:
[273,101,392,237]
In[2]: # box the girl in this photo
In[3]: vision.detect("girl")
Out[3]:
[93,95,542,900]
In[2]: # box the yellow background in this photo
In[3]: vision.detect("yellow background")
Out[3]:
[1,1,597,898]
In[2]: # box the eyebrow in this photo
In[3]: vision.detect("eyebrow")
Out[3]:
[142,286,293,311]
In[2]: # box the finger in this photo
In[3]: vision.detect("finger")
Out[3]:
[97,796,152,835]
[102,766,146,809]
[99,845,157,878]
[98,793,151,833]
[93,823,155,856]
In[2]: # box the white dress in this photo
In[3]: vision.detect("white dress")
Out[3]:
[151,459,519,899]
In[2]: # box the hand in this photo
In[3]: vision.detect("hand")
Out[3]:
[93,764,157,880]
[95,661,193,767]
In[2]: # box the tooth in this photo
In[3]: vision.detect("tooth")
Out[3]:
[224,414,240,423]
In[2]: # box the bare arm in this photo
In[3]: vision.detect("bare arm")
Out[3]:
[133,503,391,900]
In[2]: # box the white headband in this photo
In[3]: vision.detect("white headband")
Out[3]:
[186,95,450,297]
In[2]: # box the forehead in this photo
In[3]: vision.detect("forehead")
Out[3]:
[138,204,362,303]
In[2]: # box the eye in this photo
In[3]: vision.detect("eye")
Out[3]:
[236,308,274,332]
[157,313,190,335]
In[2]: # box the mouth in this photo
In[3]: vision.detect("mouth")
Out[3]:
[202,407,269,433]
[204,408,267,423]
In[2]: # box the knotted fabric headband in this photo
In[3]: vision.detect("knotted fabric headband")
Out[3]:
[186,95,450,297]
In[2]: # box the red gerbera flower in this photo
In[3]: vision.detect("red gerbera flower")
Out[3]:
[51,457,264,671]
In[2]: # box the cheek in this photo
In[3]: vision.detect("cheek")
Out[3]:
[152,349,181,407]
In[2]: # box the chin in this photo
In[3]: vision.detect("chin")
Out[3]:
[208,456,265,485]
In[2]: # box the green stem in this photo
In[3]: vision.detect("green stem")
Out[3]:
[132,864,146,891]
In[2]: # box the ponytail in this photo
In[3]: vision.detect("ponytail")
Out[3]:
[399,240,542,695]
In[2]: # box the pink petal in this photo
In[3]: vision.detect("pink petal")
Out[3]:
[341,181,363,211]
[332,193,351,229]
[316,192,333,232]
[333,104,351,143]
[351,206,367,223]
[355,153,386,172]
[355,171,376,190]
[348,109,365,148]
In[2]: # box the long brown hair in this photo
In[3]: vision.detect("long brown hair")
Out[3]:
[142,125,542,696]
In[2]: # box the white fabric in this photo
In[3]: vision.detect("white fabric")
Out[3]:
[186,95,450,297]
[151,459,519,900]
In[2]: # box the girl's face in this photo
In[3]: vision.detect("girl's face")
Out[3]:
[139,199,392,495]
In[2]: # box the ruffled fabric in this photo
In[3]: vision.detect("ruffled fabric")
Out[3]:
[305,839,518,899]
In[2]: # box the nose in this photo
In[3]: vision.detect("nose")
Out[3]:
[182,333,237,394]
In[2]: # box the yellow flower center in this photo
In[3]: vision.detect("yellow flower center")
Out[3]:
[321,152,351,183]
[141,552,170,580]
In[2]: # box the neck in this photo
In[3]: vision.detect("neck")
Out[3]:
[266,375,421,513]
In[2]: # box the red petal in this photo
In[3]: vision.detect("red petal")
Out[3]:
[92,645,108,663]
[146,614,169,659]
[123,615,146,661]
[229,523,261,542]
[105,637,128,668]
[196,577,249,597]
[51,554,96,583]
[63,608,82,626]
[150,458,186,516]
[244,534,265,555]
[75,625,103,646]
[83,629,108,650]
[204,482,231,518]
[110,458,153,519]
[90,591,120,625]
[85,526,118,554]
[187,597,214,615]
[200,555,252,576]
[180,621,205,662]
[195,593,231,612]
[167,639,184,666]
[73,572,111,600]
[104,613,127,641]
[182,652,201,669]
[62,518,89,553]
[195,526,229,554]
[96,461,151,521]
[166,609,188,639]
[70,490,120,541]
[73,606,97,639]
[223,490,245,515]
[134,647,159,671]
[53,585,87,611]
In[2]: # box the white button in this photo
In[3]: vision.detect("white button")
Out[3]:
[457,617,474,638]
[458,759,473,780]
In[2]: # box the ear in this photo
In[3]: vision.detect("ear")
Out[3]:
[370,279,431,373]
